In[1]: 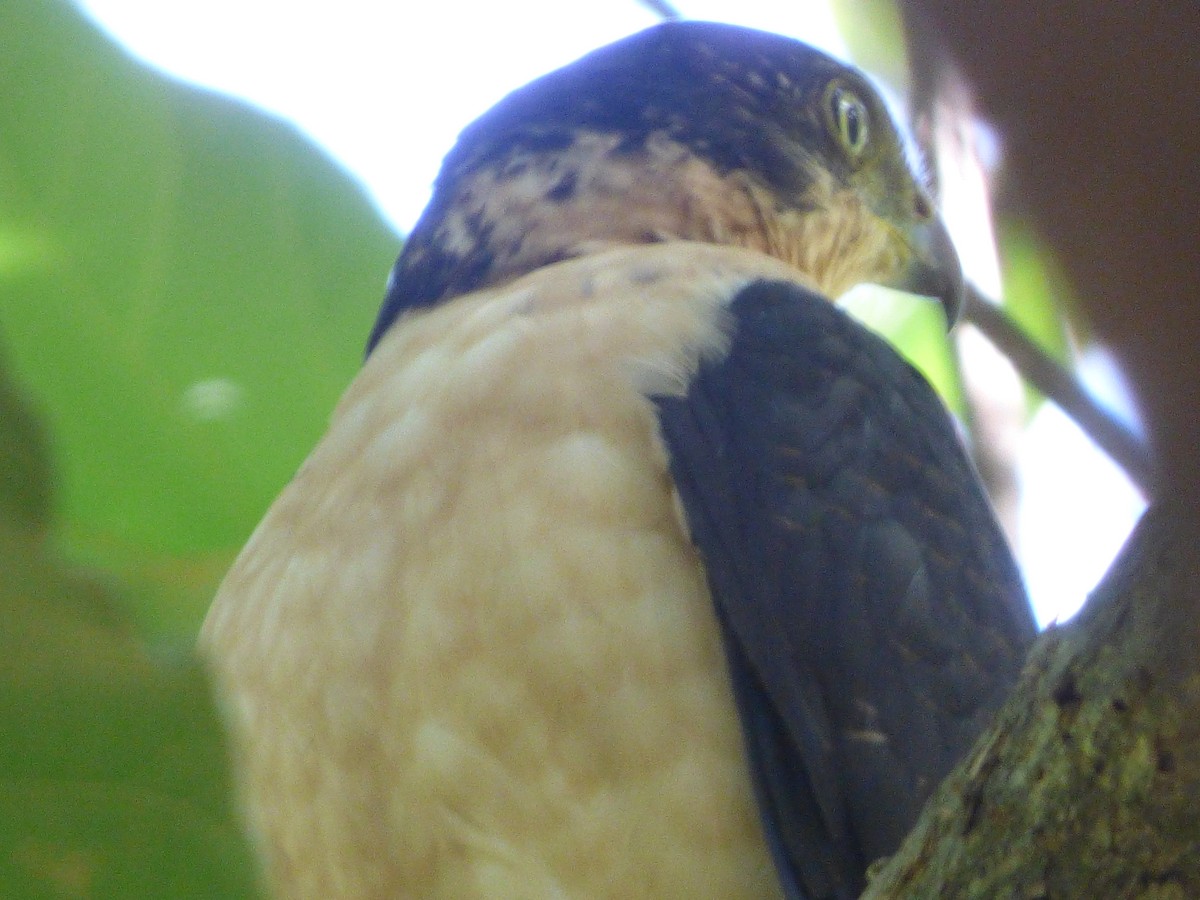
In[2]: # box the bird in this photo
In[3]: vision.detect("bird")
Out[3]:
[200,20,1035,899]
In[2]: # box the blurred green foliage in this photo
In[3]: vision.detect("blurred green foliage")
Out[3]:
[0,357,261,895]
[831,0,910,90]
[842,285,964,414]
[1,0,400,637]
[2,0,400,894]
[997,217,1072,397]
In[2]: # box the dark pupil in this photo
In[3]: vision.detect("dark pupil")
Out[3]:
[842,99,861,146]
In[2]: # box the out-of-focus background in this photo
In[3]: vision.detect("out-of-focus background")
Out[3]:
[0,1,1148,894]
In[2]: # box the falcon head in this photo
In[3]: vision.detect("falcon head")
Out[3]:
[368,21,962,352]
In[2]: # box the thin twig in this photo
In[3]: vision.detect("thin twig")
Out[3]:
[635,0,682,21]
[963,285,1156,496]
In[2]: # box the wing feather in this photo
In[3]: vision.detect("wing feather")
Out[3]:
[654,279,1035,898]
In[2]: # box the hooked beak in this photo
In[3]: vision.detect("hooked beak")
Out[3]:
[897,213,964,328]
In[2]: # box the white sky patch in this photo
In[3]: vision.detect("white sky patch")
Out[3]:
[1018,350,1146,626]
[71,0,1142,627]
[72,0,845,231]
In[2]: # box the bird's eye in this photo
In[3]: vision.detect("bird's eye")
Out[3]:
[825,83,870,160]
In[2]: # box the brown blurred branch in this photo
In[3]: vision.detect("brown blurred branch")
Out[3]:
[896,3,1199,506]
[903,11,1155,509]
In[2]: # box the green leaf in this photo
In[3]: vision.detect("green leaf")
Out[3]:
[0,0,400,635]
[997,219,1072,358]
[0,352,260,898]
[841,284,964,416]
[829,0,909,89]
[0,345,54,541]
[996,219,1073,412]
[0,581,263,898]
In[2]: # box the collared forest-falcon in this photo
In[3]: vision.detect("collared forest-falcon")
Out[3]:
[200,21,1035,900]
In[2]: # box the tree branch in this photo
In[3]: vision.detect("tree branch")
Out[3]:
[963,285,1156,496]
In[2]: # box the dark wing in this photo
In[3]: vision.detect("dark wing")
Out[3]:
[653,280,1036,900]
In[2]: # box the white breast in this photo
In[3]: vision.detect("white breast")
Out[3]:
[201,243,812,898]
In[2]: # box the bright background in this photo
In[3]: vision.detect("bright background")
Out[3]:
[67,0,1146,626]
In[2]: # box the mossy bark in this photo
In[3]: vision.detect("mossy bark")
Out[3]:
[864,502,1200,898]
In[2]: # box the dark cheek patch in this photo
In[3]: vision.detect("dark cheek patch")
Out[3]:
[366,240,499,352]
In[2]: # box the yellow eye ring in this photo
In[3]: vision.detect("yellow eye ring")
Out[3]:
[824,82,870,159]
